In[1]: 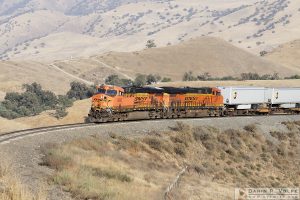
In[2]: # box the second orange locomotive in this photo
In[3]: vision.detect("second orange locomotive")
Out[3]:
[89,85,224,122]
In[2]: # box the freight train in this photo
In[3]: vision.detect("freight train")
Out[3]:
[88,85,300,122]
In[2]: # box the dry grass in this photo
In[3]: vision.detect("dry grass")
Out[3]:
[41,121,300,199]
[0,162,46,200]
[155,79,300,88]
[98,37,293,80]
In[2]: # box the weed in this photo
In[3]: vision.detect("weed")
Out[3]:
[170,122,190,132]
[174,144,186,157]
[244,124,257,132]
[143,137,164,152]
[92,167,132,182]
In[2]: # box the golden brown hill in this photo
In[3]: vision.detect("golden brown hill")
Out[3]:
[0,60,77,96]
[266,40,300,74]
[95,37,295,80]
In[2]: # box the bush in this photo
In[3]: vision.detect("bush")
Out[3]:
[197,72,212,81]
[240,72,279,80]
[57,95,74,108]
[183,71,197,81]
[92,168,132,182]
[161,77,172,82]
[285,74,300,79]
[134,74,147,87]
[146,40,156,48]
[174,143,186,156]
[67,81,96,100]
[105,74,133,86]
[54,107,68,119]
[146,74,161,84]
[0,82,75,119]
[244,124,257,132]
[143,137,164,151]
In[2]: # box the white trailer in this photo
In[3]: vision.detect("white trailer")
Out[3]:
[265,88,300,106]
[218,87,268,109]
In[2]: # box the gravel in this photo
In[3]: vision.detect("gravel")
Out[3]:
[0,115,300,199]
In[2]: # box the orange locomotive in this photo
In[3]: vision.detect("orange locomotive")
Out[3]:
[88,85,224,122]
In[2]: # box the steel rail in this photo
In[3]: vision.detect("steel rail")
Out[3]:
[0,114,298,145]
[0,123,95,144]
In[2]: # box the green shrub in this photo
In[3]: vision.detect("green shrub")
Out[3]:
[146,74,161,84]
[105,74,133,86]
[54,107,68,119]
[161,77,172,82]
[0,82,77,119]
[183,71,197,81]
[57,95,74,108]
[67,81,96,100]
[134,74,147,87]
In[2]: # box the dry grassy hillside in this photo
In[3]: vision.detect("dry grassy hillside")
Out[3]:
[266,39,300,73]
[40,122,300,199]
[4,36,295,96]
[0,61,78,96]
[2,0,300,60]
[95,37,294,80]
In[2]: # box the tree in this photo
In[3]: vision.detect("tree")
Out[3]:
[40,90,57,109]
[0,82,76,120]
[67,82,95,100]
[134,74,147,87]
[105,74,133,86]
[260,50,268,56]
[285,74,300,79]
[54,106,68,119]
[105,74,122,86]
[161,77,172,82]
[183,71,197,81]
[146,74,161,84]
[240,73,260,80]
[197,72,212,81]
[146,40,156,48]
[57,95,74,108]
[23,82,42,95]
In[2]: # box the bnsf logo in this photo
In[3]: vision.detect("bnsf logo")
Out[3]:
[134,97,147,102]
[185,97,197,101]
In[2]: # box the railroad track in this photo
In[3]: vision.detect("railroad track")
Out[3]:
[0,123,97,145]
[0,114,298,145]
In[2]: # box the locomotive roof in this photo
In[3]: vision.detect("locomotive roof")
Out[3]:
[123,86,214,94]
[160,87,213,94]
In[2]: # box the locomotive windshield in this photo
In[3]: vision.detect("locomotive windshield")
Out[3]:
[106,90,117,96]
[97,88,117,96]
[98,89,106,94]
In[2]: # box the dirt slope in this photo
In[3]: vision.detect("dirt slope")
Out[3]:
[95,37,294,80]
[266,39,300,73]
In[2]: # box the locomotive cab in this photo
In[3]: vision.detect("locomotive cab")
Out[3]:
[91,85,124,111]
[96,85,124,96]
